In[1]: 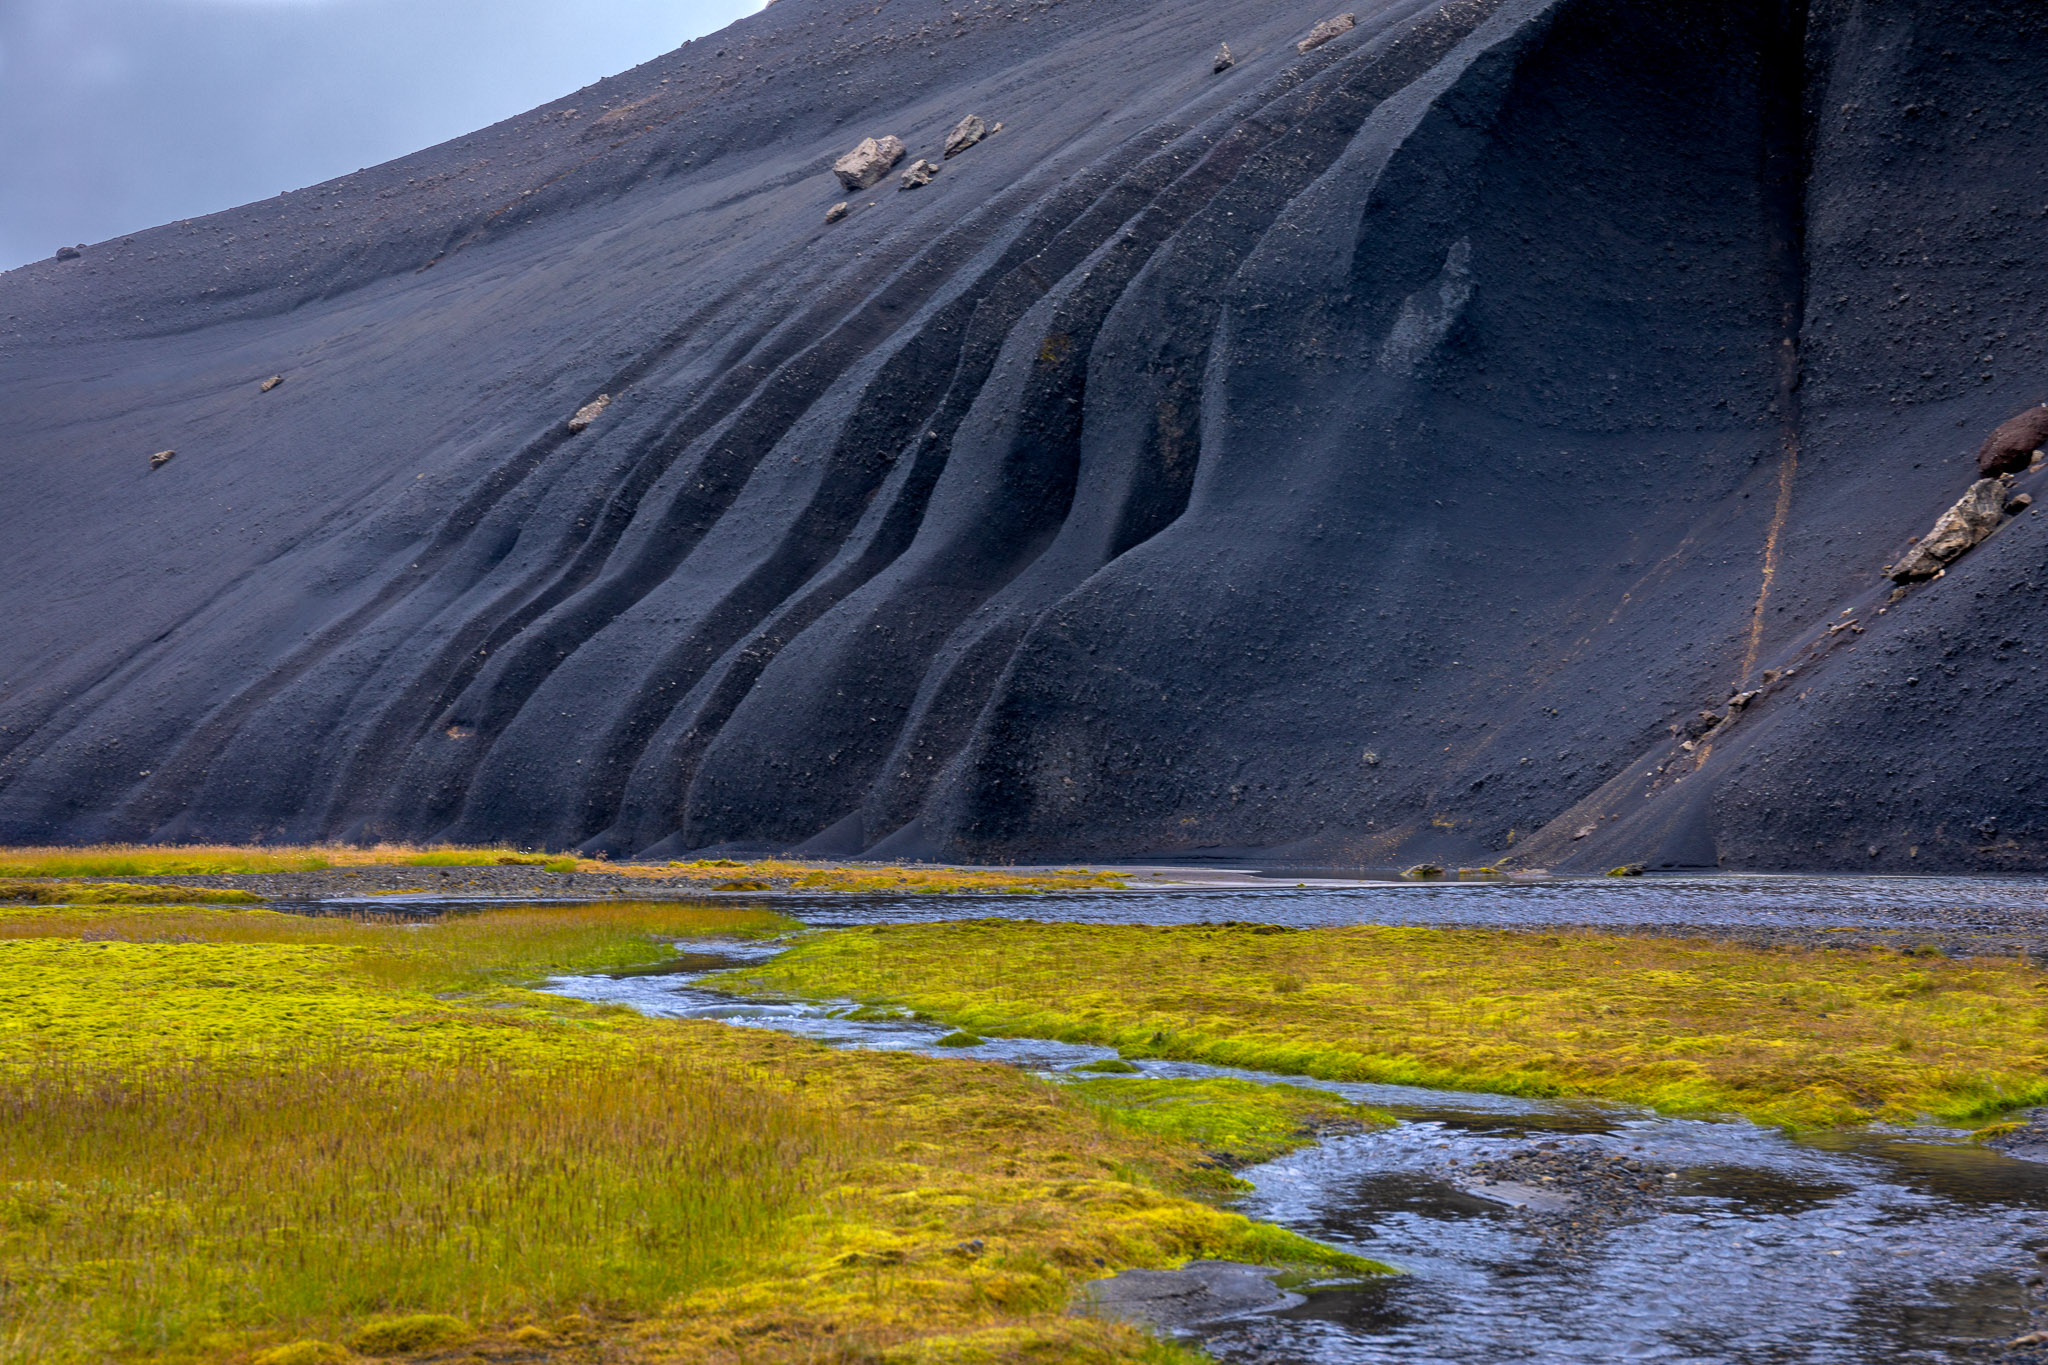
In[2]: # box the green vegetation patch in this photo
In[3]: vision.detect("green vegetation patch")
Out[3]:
[726,921,2048,1130]
[0,843,585,879]
[1074,1077,1392,1167]
[0,900,1369,1365]
[0,880,262,905]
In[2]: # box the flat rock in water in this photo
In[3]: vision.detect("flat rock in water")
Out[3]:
[1076,1261,1297,1330]
[1464,1179,1578,1212]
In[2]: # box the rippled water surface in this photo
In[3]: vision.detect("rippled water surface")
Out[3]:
[779,873,2048,939]
[544,901,2048,1365]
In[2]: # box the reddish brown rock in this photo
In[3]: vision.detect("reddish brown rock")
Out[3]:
[1976,404,2048,478]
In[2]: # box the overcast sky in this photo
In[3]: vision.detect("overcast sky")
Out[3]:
[0,0,758,271]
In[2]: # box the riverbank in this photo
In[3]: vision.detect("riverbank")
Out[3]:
[0,898,1378,1364]
[724,920,2048,1130]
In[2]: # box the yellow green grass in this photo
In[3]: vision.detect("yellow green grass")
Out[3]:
[0,845,579,878]
[725,921,2048,1130]
[0,845,1129,895]
[0,881,262,905]
[0,902,1375,1364]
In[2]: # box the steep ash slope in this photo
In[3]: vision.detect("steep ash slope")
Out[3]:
[1,0,2044,870]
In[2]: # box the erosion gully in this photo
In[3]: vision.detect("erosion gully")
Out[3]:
[491,875,2046,1364]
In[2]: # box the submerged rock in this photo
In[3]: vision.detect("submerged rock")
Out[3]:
[1976,405,2048,478]
[941,114,987,159]
[1076,1260,1296,1330]
[1888,477,2011,582]
[1297,13,1355,53]
[832,135,905,191]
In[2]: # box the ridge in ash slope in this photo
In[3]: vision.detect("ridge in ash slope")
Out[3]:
[2,0,2045,872]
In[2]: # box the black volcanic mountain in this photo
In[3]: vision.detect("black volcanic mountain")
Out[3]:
[3,0,2045,872]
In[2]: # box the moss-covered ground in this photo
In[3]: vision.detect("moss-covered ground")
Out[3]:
[0,901,1375,1365]
[0,845,1128,895]
[726,920,2048,1130]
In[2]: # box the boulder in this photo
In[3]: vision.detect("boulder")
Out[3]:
[2006,492,2035,516]
[832,135,905,191]
[567,394,611,433]
[54,245,82,261]
[1297,13,1355,53]
[260,375,284,393]
[1975,404,2048,478]
[899,159,939,191]
[824,202,850,224]
[149,449,175,471]
[1888,476,2011,582]
[1213,43,1235,73]
[942,115,987,159]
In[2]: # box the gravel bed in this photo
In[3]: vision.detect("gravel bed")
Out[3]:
[1454,1138,1674,1254]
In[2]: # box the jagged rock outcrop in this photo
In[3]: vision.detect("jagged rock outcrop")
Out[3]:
[1887,477,2011,582]
[3,0,2048,872]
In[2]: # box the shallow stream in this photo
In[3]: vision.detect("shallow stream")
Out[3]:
[532,880,2048,1364]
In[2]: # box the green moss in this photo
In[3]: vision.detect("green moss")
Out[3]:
[0,902,1369,1365]
[349,1314,470,1355]
[252,1342,352,1365]
[935,1031,986,1048]
[0,880,262,904]
[1073,1059,1140,1074]
[726,921,2048,1130]
[1071,1078,1391,1166]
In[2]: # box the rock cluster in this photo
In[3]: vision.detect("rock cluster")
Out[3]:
[1297,13,1355,53]
[1887,476,2013,582]
[1459,1140,1672,1254]
[832,135,905,191]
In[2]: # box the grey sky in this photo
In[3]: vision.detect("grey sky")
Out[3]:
[0,0,758,270]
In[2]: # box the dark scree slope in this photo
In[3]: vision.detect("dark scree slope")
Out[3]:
[2,0,2045,872]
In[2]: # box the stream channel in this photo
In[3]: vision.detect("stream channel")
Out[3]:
[520,876,2048,1365]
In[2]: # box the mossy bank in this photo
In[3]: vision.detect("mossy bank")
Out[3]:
[0,899,1375,1365]
[726,920,2048,1130]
